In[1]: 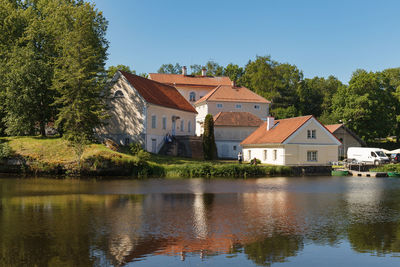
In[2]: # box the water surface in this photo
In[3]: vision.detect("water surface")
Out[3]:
[1,176,400,266]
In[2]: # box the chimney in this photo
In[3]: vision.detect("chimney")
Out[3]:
[266,116,275,131]
[182,66,187,76]
[201,68,207,76]
[231,80,236,87]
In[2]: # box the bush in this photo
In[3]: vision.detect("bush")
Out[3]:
[129,142,143,155]
[0,142,12,159]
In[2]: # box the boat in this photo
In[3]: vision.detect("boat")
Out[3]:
[387,171,400,177]
[331,169,349,176]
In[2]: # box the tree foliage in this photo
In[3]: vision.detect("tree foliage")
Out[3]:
[157,63,182,74]
[203,114,217,160]
[107,64,135,79]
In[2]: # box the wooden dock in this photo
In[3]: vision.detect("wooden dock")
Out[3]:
[348,170,388,177]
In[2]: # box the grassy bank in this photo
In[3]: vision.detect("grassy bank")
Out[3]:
[371,164,400,173]
[0,137,292,178]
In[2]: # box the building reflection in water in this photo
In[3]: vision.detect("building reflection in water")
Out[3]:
[3,178,400,266]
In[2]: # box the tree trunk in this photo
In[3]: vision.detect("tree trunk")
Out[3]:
[40,121,46,137]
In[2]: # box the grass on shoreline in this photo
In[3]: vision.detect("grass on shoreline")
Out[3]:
[0,136,291,178]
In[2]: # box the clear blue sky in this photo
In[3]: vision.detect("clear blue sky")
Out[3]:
[91,0,400,83]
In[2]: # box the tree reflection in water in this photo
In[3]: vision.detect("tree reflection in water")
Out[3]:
[1,177,400,266]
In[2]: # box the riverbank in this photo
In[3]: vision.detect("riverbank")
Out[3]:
[0,137,296,178]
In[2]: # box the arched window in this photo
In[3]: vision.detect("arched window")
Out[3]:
[189,92,196,102]
[114,90,124,98]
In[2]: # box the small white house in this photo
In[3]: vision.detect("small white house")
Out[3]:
[241,115,341,166]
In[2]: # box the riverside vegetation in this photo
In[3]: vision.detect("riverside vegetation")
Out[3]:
[0,137,292,178]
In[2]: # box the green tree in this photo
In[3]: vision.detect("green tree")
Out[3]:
[157,63,182,74]
[190,61,224,76]
[241,56,302,119]
[52,0,109,146]
[381,68,400,143]
[223,63,244,84]
[202,114,217,160]
[0,0,57,136]
[331,69,391,141]
[107,64,135,79]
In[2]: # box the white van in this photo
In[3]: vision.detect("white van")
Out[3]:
[347,147,389,165]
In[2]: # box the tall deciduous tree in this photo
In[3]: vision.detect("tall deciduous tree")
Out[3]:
[331,69,391,142]
[52,1,108,145]
[203,114,217,160]
[241,56,302,119]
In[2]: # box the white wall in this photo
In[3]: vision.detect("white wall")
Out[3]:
[242,147,285,165]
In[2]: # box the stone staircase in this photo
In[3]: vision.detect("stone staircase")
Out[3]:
[159,136,203,159]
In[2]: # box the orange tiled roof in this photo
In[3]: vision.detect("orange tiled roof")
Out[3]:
[325,124,342,133]
[148,73,232,87]
[241,115,314,145]
[120,71,197,114]
[214,112,263,127]
[194,85,271,105]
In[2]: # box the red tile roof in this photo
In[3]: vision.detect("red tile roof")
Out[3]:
[214,112,263,127]
[148,73,232,87]
[325,124,342,133]
[120,71,197,114]
[241,115,314,145]
[195,85,271,105]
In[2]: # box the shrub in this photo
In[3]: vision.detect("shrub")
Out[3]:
[129,142,143,155]
[0,142,12,159]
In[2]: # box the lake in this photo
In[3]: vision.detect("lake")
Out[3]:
[1,176,400,266]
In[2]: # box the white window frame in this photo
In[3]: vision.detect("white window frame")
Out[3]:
[307,129,317,139]
[307,151,318,162]
[254,105,260,110]
[235,104,242,109]
[151,115,157,129]
[263,150,267,161]
[217,103,223,108]
[273,150,277,161]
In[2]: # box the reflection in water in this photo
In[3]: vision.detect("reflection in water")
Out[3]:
[1,177,400,266]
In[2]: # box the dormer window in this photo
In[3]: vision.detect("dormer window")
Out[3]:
[189,92,196,102]
[114,90,124,98]
[235,104,242,109]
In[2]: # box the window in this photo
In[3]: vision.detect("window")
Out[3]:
[124,138,130,145]
[217,103,223,108]
[371,151,377,157]
[233,146,237,151]
[114,90,124,98]
[189,92,196,102]
[248,150,251,160]
[151,115,157,128]
[273,150,277,161]
[188,121,191,133]
[162,117,167,130]
[254,105,260,110]
[180,119,184,131]
[307,151,318,162]
[307,129,316,139]
[263,150,267,161]
[235,104,242,109]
